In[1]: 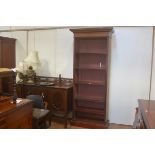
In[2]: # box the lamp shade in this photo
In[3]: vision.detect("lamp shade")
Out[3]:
[24,51,40,65]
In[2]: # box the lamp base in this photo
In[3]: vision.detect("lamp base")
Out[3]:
[27,79,35,84]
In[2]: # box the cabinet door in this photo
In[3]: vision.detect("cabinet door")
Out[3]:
[47,88,67,113]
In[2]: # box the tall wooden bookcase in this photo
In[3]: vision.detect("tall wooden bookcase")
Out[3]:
[0,37,16,96]
[70,28,112,128]
[0,36,16,68]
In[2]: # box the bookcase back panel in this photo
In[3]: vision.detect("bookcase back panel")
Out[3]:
[76,54,106,68]
[75,70,106,82]
[78,38,108,53]
[75,85,106,98]
[76,100,105,109]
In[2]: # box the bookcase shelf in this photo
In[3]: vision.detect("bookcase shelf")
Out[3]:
[75,107,105,115]
[76,51,107,55]
[74,80,105,86]
[70,27,112,128]
[75,66,106,70]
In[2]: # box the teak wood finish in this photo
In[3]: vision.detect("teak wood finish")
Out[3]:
[0,99,33,129]
[0,36,16,96]
[0,36,16,68]
[70,28,113,128]
[134,99,155,129]
[0,69,15,96]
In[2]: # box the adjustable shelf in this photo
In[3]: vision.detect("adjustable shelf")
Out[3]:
[75,95,104,103]
[74,80,105,86]
[75,66,106,70]
[75,107,105,115]
[76,51,107,55]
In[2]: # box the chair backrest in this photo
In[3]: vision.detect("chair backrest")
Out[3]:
[26,95,44,109]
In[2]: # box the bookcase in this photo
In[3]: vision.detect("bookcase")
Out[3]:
[70,28,112,128]
[0,36,16,68]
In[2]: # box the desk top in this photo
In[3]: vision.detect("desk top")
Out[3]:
[0,98,33,116]
[0,68,14,78]
[138,99,155,129]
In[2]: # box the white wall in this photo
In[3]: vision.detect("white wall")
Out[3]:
[0,26,153,125]
[0,28,74,78]
[28,30,57,76]
[150,27,155,100]
[55,29,73,78]
[26,29,73,78]
[109,27,153,125]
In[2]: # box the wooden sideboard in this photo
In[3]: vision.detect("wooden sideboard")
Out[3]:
[133,99,155,129]
[0,98,33,129]
[16,78,73,127]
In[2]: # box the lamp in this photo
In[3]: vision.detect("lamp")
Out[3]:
[23,31,41,83]
[16,31,41,84]
[23,51,40,84]
[24,31,41,70]
[24,51,40,69]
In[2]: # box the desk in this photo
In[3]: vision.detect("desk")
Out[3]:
[0,98,33,129]
[134,99,155,129]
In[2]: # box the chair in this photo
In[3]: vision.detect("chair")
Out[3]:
[26,95,50,129]
[27,95,45,109]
